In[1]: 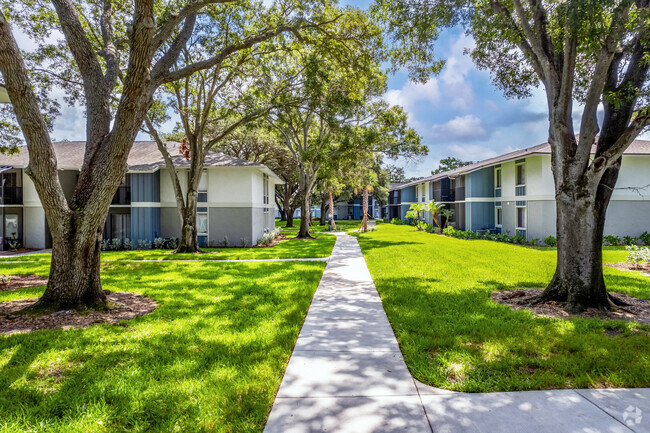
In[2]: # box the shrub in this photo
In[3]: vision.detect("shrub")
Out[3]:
[154,237,166,249]
[123,238,133,250]
[101,239,110,251]
[8,240,20,251]
[166,237,178,249]
[110,238,122,251]
[603,235,621,246]
[623,235,637,246]
[442,226,456,236]
[222,236,229,247]
[639,231,650,246]
[240,237,250,247]
[256,228,282,247]
[390,218,405,225]
[626,245,650,269]
[137,239,152,250]
[544,235,557,247]
[530,238,540,246]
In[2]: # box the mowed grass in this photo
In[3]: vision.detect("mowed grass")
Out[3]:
[0,259,326,432]
[356,224,650,392]
[276,219,367,233]
[0,232,336,263]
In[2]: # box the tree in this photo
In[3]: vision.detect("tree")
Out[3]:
[1,0,299,310]
[375,0,650,312]
[267,20,427,238]
[431,157,473,175]
[440,208,454,228]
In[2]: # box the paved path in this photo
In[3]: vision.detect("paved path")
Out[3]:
[265,233,650,433]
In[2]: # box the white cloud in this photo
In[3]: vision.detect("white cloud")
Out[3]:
[447,144,499,162]
[384,80,441,114]
[431,115,488,141]
[439,33,476,111]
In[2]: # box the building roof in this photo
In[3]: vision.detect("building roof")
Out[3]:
[395,138,650,190]
[0,141,282,181]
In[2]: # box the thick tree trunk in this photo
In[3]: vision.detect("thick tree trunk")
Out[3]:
[329,189,336,231]
[298,193,312,238]
[286,208,295,227]
[177,194,200,253]
[319,199,328,226]
[279,208,287,221]
[30,215,107,311]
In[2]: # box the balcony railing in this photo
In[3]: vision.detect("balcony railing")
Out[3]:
[111,185,131,205]
[1,186,22,205]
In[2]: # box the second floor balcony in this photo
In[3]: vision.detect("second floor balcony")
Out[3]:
[111,185,131,205]
[1,186,22,205]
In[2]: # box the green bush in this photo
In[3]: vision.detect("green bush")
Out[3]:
[623,235,638,245]
[639,231,650,246]
[544,235,557,247]
[603,235,621,246]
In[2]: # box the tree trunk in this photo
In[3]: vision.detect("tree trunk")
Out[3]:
[286,208,295,227]
[298,192,312,238]
[319,198,328,226]
[362,187,369,232]
[279,208,287,221]
[176,192,200,253]
[30,215,107,311]
[329,189,336,231]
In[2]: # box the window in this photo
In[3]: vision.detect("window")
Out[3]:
[4,214,18,239]
[263,174,269,213]
[516,206,526,229]
[516,163,526,186]
[197,213,208,236]
[496,207,502,227]
[495,168,502,189]
[198,170,208,192]
[110,213,131,239]
[421,183,425,202]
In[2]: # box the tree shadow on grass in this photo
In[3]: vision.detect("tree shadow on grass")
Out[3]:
[373,275,650,393]
[0,260,325,432]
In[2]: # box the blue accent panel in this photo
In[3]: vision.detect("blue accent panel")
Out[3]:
[197,207,208,212]
[131,207,160,243]
[400,185,416,202]
[469,202,495,232]
[131,172,160,202]
[400,204,411,220]
[353,198,361,219]
[495,201,502,206]
[495,189,501,198]
[467,167,494,198]
[496,227,502,234]
[198,192,207,202]
[515,186,526,196]
[198,236,208,247]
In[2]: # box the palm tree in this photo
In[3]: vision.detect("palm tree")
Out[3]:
[440,208,454,229]
[426,201,446,229]
[355,184,375,232]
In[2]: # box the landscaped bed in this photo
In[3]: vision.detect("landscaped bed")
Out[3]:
[356,224,650,392]
[0,232,336,263]
[0,259,325,432]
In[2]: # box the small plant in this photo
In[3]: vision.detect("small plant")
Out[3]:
[123,238,133,250]
[442,226,455,236]
[240,237,250,247]
[639,231,650,246]
[111,238,122,251]
[626,245,650,269]
[166,237,179,249]
[137,239,152,250]
[154,237,166,249]
[222,236,229,247]
[390,218,404,225]
[7,240,20,251]
[530,238,540,246]
[101,239,110,251]
[603,235,621,246]
[623,235,637,246]
[544,235,557,247]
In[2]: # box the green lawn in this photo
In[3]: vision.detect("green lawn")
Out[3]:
[356,224,650,392]
[0,233,336,263]
[276,219,371,233]
[0,259,326,432]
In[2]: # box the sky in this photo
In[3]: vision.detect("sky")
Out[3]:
[13,2,649,179]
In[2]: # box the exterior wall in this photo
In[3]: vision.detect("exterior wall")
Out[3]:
[131,207,160,243]
[467,167,494,198]
[58,170,78,202]
[401,185,416,203]
[467,202,495,232]
[132,172,160,202]
[209,207,253,246]
[160,207,181,239]
[23,206,47,249]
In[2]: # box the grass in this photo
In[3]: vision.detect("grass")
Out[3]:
[276,218,372,233]
[356,224,650,392]
[0,232,336,263]
[0,258,326,432]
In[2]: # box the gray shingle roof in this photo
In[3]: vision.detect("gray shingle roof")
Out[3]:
[0,141,266,171]
[396,138,650,189]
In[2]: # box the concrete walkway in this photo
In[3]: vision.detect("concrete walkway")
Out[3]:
[265,233,650,433]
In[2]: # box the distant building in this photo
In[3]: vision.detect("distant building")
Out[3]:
[384,139,650,240]
[0,141,282,250]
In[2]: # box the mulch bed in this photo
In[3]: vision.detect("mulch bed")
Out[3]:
[0,248,40,256]
[0,292,157,335]
[605,262,650,278]
[0,274,49,292]
[492,289,650,325]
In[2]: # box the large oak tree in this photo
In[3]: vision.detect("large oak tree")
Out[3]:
[376,0,650,312]
[0,0,335,310]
